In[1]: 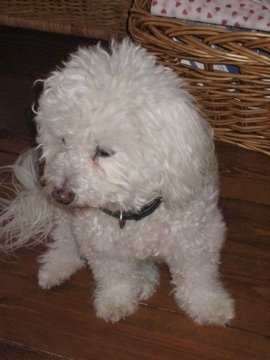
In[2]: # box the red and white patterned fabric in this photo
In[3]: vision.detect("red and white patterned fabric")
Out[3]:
[151,0,270,32]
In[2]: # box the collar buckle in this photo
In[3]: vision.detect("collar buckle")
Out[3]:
[119,212,126,229]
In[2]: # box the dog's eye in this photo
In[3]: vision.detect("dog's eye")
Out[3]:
[94,146,114,160]
[98,149,110,157]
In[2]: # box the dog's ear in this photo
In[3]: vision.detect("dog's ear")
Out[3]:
[158,98,216,209]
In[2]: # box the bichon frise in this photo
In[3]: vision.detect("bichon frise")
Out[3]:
[0,39,234,325]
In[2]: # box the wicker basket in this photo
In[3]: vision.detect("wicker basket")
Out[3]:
[128,0,270,155]
[0,0,131,40]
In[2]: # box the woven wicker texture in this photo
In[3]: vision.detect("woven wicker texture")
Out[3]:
[129,0,270,155]
[0,0,131,40]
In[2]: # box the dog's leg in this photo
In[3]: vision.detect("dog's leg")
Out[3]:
[166,215,234,325]
[137,260,160,301]
[168,256,234,325]
[89,257,158,323]
[38,211,85,289]
[91,258,140,322]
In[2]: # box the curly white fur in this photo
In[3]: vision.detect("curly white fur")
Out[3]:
[0,149,54,252]
[0,39,234,325]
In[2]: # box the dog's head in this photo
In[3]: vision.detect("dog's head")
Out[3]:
[35,39,215,213]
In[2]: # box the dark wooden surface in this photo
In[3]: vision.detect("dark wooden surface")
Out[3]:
[0,26,270,360]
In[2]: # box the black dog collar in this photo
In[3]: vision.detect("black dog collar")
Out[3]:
[102,197,163,229]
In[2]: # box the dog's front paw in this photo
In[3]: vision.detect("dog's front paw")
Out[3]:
[175,285,235,326]
[38,254,85,290]
[192,290,234,326]
[38,265,68,289]
[94,283,138,323]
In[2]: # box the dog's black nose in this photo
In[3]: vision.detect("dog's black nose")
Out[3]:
[52,186,75,205]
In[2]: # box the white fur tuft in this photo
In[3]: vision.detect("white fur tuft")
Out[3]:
[0,148,54,252]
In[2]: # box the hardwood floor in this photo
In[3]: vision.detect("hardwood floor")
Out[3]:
[0,26,269,360]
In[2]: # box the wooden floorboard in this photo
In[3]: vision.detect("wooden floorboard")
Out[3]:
[0,340,67,360]
[0,26,269,360]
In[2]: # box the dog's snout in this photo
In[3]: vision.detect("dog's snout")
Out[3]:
[52,186,75,205]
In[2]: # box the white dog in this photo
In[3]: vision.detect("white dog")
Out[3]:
[0,39,234,325]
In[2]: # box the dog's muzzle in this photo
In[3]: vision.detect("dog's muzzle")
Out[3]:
[52,186,75,205]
